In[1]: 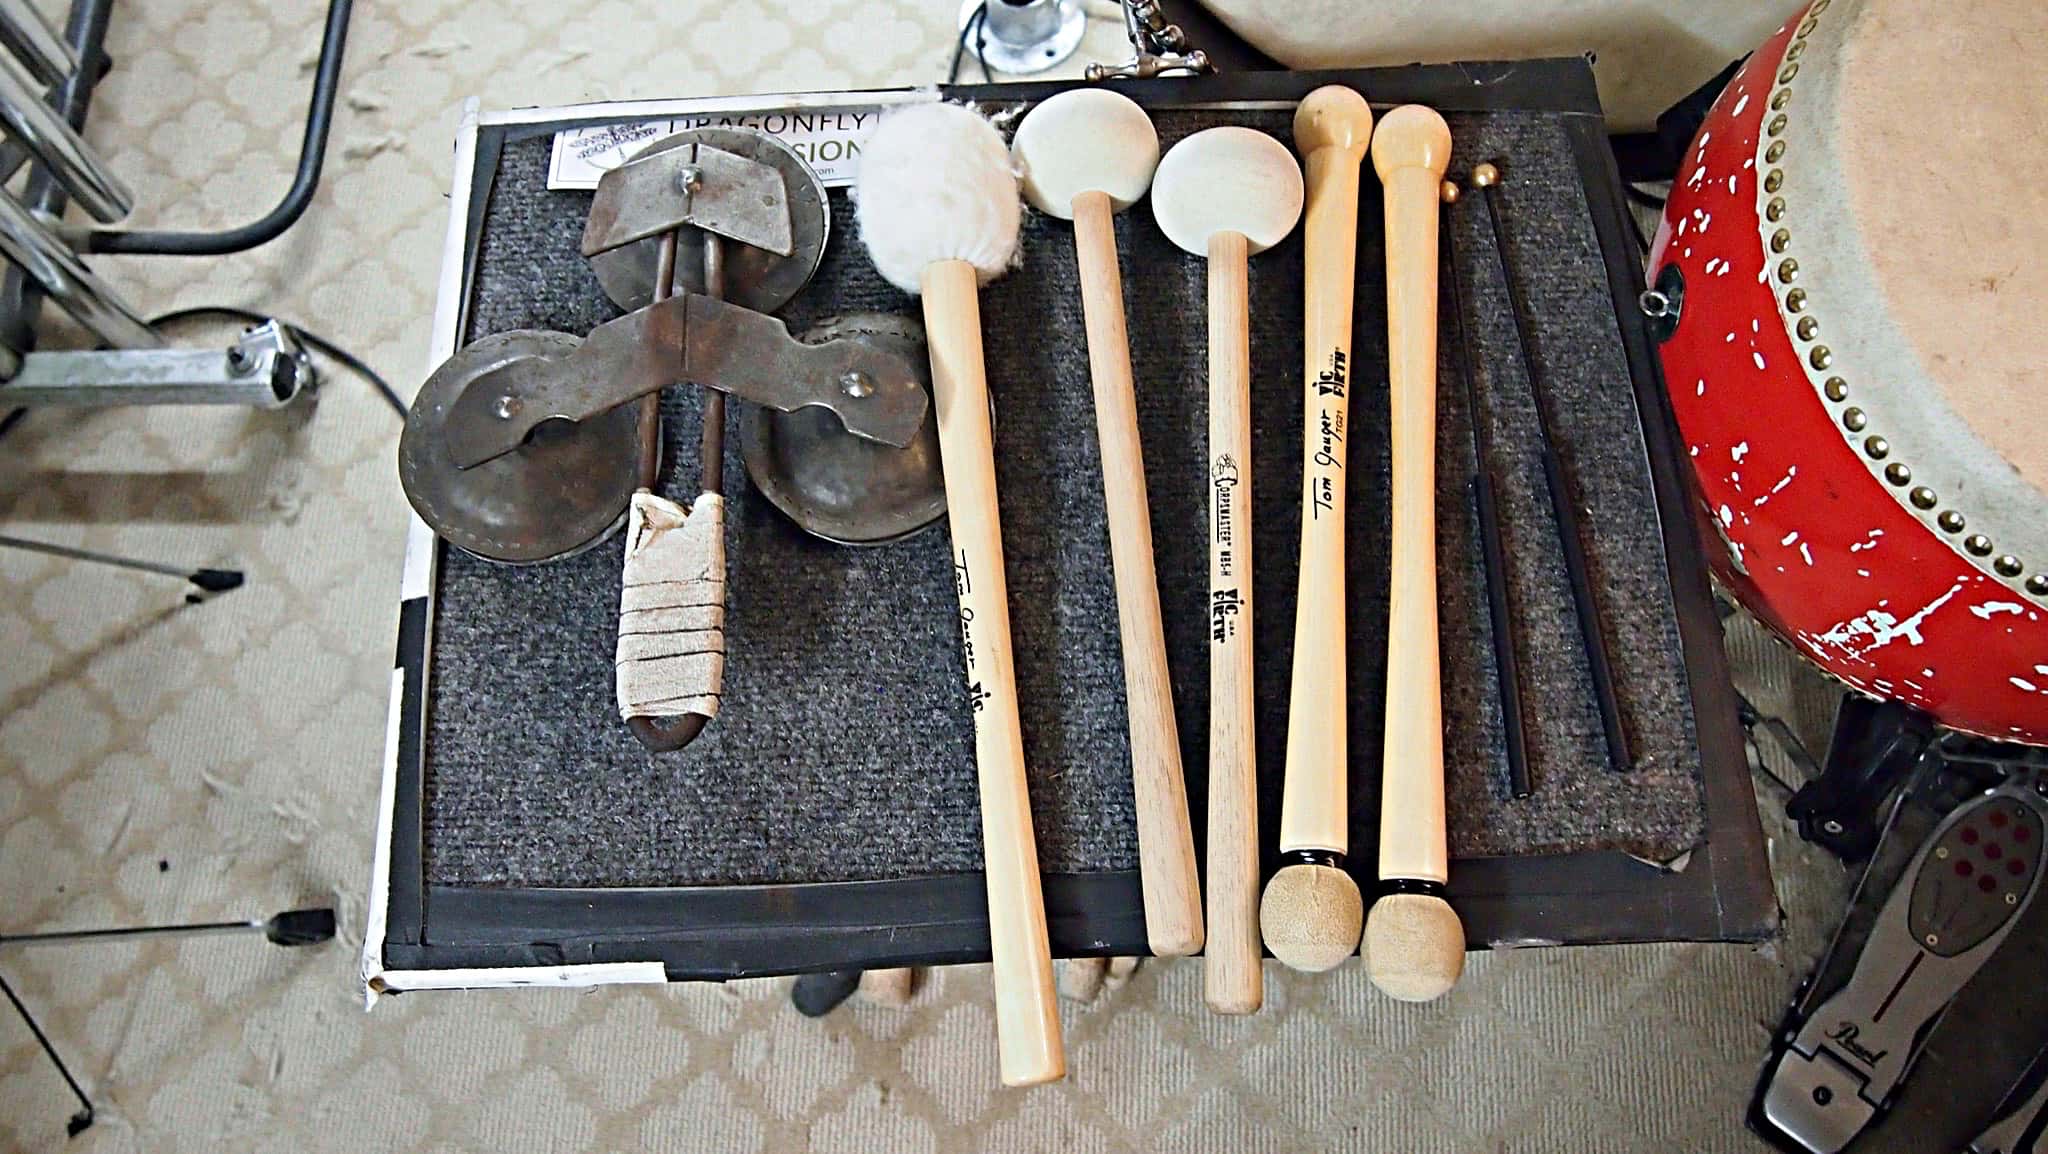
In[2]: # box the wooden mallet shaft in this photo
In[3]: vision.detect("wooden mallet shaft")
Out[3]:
[922,258,1065,1085]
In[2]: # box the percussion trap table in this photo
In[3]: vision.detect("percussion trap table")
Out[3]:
[367,60,1774,989]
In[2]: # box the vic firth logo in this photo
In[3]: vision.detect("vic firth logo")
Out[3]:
[1826,1022,1889,1068]
[1315,350,1347,398]
[1210,589,1242,643]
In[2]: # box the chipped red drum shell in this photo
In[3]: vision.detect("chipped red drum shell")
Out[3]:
[1650,6,2048,745]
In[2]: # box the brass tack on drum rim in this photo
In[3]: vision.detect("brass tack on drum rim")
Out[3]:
[1787,287,1808,312]
[1938,509,1966,533]
[1810,345,1832,370]
[1909,486,1937,509]
[1884,462,1911,486]
[1843,407,1867,432]
[1994,556,2024,578]
[1766,141,1787,164]
[1785,41,1806,61]
[2026,574,2048,596]
[1766,169,1784,193]
[1767,115,1788,138]
[1796,316,1818,340]
[1965,534,1994,557]
[1772,228,1792,253]
[1778,257,1799,282]
[1772,89,1793,111]
[1823,376,1846,400]
[1768,197,1788,221]
[1863,436,1888,459]
[1779,63,1799,84]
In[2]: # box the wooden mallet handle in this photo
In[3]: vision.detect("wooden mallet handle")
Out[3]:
[1372,106,1454,887]
[1203,227,1259,1008]
[1073,189,1205,959]
[1279,87,1373,859]
[921,257,1065,1086]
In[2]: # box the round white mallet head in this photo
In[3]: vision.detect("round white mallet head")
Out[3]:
[855,102,1021,294]
[1011,88,1160,218]
[1150,126,1304,257]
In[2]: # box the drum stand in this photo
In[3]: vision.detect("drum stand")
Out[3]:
[0,0,352,410]
[0,909,335,1136]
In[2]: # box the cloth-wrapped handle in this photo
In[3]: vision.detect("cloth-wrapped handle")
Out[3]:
[616,491,725,721]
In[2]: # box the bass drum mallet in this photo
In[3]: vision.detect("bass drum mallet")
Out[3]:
[855,100,1063,1086]
[1364,104,1465,1003]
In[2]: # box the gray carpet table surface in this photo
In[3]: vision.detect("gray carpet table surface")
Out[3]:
[422,106,1705,890]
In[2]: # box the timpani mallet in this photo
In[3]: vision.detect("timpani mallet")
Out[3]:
[1364,104,1465,1003]
[1260,86,1375,980]
[856,102,1063,1086]
[1151,127,1304,1014]
[1011,89,1204,960]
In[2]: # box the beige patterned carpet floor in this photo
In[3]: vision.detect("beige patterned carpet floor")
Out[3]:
[0,1,1850,1150]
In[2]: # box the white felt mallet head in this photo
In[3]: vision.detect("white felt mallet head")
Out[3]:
[1011,88,1160,218]
[855,102,1021,294]
[1150,126,1304,257]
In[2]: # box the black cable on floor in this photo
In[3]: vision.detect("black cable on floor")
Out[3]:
[948,3,990,84]
[148,306,405,420]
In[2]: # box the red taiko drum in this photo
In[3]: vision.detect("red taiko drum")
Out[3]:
[1650,0,2048,744]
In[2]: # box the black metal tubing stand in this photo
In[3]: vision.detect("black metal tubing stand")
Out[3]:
[0,0,351,353]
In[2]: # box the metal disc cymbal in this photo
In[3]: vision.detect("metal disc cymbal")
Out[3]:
[588,128,831,314]
[399,330,647,564]
[741,314,946,546]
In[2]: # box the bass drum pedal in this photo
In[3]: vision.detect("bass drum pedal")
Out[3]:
[1755,759,2048,1153]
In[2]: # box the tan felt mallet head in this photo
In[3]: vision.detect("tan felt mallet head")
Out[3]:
[1151,126,1304,258]
[1012,88,1160,218]
[1259,861,1364,973]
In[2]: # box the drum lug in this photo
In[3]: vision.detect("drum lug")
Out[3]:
[1638,262,1685,342]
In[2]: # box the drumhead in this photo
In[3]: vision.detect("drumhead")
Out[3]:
[1772,0,2048,591]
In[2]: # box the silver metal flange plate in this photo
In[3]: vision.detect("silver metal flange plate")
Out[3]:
[741,314,946,547]
[587,128,830,315]
[399,330,647,564]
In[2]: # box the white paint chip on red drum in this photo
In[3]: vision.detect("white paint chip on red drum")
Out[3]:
[1732,94,1750,116]
[2036,665,2048,676]
[1800,543,1814,566]
[1858,569,1871,577]
[2014,677,2042,693]
[1817,581,1966,657]
[1972,602,2027,620]
[1732,441,1749,462]
[1780,531,1799,546]
[1719,504,1734,527]
[1753,352,1768,370]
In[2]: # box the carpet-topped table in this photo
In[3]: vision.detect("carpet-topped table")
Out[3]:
[366,59,1774,991]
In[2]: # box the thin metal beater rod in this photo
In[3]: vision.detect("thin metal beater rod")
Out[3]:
[700,233,726,495]
[0,970,94,1134]
[1443,190,1533,799]
[1474,161,1634,774]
